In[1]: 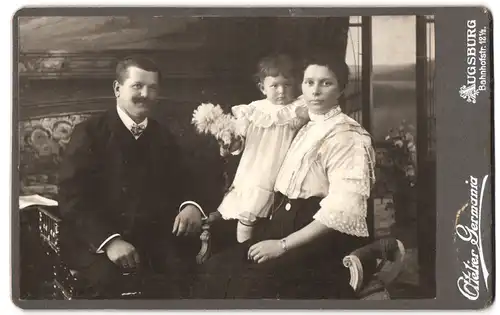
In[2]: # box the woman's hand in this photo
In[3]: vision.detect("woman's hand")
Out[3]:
[247,240,285,264]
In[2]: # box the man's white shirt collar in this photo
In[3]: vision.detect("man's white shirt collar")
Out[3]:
[116,105,148,139]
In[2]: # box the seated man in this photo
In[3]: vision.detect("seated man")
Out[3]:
[57,56,206,298]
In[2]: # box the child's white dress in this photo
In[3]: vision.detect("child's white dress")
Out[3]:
[218,98,309,222]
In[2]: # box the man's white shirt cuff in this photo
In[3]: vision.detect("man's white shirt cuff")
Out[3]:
[96,202,206,253]
[96,233,121,253]
[179,201,207,219]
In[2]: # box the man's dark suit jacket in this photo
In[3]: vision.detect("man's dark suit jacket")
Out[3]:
[57,108,204,269]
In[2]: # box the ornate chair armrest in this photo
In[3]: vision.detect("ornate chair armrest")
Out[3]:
[196,222,212,264]
[343,238,406,294]
[343,253,365,292]
[375,239,405,286]
[37,205,62,254]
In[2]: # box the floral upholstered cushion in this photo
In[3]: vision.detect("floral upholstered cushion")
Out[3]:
[19,112,99,198]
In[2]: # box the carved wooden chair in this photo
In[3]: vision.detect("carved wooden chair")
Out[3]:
[343,238,406,299]
[32,205,209,299]
[196,222,405,300]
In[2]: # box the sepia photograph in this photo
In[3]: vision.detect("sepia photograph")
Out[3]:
[16,13,439,303]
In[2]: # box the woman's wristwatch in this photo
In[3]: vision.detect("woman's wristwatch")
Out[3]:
[280,238,288,252]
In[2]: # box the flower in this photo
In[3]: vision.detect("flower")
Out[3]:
[405,165,415,177]
[408,142,416,154]
[212,114,236,146]
[191,103,225,134]
[384,119,417,187]
[191,102,244,152]
[405,132,414,142]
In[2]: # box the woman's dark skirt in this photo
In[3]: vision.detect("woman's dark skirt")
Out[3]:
[191,192,370,299]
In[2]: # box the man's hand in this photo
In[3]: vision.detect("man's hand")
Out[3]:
[105,238,140,269]
[172,204,202,236]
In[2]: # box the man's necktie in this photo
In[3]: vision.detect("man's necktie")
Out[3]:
[131,124,146,137]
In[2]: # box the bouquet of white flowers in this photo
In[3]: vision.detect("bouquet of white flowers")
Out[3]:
[191,103,245,155]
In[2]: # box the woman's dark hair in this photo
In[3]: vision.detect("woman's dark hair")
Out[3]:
[253,53,296,84]
[301,50,350,91]
[115,56,162,84]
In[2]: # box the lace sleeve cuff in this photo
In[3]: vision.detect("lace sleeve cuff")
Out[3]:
[313,192,369,237]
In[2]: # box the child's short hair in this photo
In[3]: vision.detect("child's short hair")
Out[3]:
[253,53,296,84]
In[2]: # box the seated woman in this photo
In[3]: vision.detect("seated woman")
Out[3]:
[191,50,376,299]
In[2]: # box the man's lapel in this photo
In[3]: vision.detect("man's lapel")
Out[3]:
[107,108,137,147]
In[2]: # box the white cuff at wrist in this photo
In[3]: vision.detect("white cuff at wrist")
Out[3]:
[179,201,208,219]
[96,234,121,253]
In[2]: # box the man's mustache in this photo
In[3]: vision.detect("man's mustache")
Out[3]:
[132,97,155,104]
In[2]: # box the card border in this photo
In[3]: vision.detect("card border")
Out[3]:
[11,6,495,310]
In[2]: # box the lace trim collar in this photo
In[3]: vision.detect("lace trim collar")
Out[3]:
[237,98,309,129]
[309,106,342,122]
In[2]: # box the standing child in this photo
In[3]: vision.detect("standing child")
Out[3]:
[210,54,309,243]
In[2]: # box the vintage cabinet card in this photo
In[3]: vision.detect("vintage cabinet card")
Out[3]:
[12,6,494,310]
